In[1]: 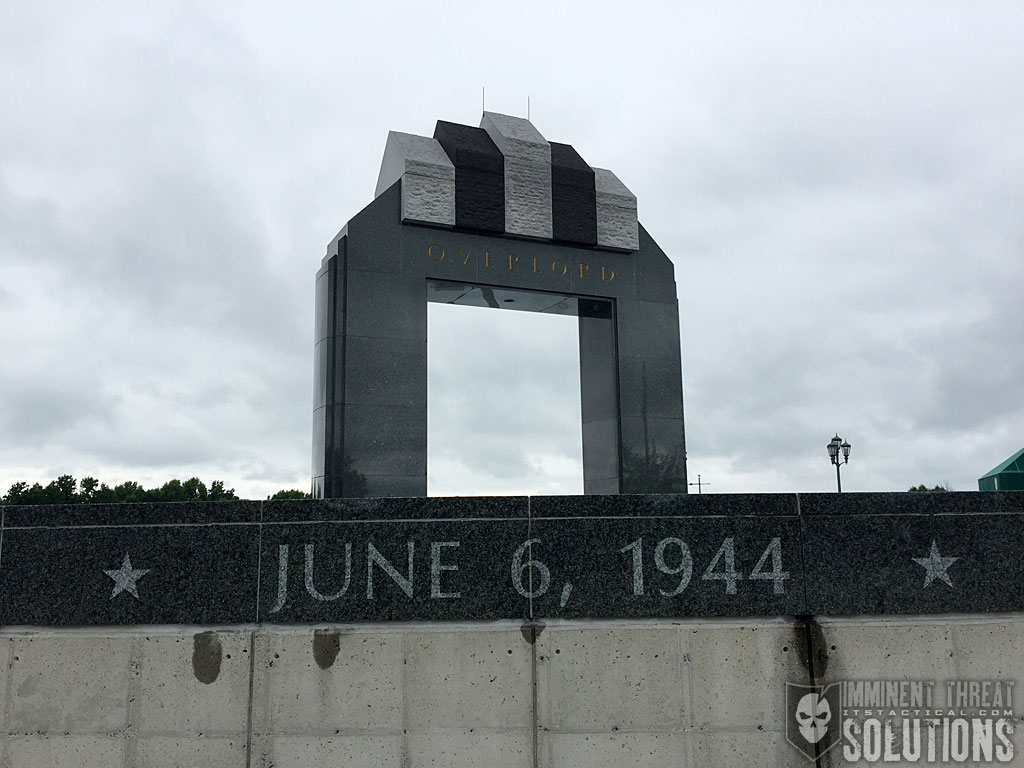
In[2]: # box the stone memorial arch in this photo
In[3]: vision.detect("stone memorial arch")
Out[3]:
[313,113,686,497]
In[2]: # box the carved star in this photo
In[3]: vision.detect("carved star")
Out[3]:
[912,540,958,588]
[103,553,151,600]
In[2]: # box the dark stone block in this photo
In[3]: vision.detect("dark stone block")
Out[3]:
[580,359,618,423]
[434,121,505,174]
[434,121,505,233]
[549,142,594,187]
[582,418,620,482]
[797,490,1024,516]
[530,493,799,518]
[342,404,426,478]
[550,142,598,246]
[257,519,530,622]
[343,336,425,408]
[454,170,505,232]
[2,500,260,528]
[345,182,402,273]
[263,496,527,523]
[618,358,685,421]
[528,515,805,619]
[0,523,259,626]
[551,183,597,245]
[634,224,677,304]
[802,512,1024,614]
[616,301,682,361]
[344,270,426,342]
[620,416,687,494]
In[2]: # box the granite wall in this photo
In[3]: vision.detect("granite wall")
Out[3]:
[0,492,1021,766]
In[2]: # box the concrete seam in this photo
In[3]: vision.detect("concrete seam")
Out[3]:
[802,617,824,768]
[530,624,539,768]
[244,629,256,768]
[401,632,410,768]
[124,635,141,768]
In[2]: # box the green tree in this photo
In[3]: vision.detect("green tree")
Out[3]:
[908,484,951,492]
[79,476,100,502]
[208,480,238,501]
[2,481,29,505]
[269,489,311,500]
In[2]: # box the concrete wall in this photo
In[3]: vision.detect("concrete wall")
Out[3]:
[0,616,1021,767]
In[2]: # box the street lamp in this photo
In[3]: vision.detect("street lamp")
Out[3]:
[826,434,852,492]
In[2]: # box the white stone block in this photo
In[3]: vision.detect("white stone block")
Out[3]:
[688,622,809,730]
[136,631,251,736]
[503,156,553,239]
[7,635,132,733]
[535,626,686,732]
[405,629,532,729]
[375,131,455,227]
[480,112,549,163]
[408,731,533,768]
[539,732,688,768]
[250,629,403,735]
[481,112,553,239]
[401,174,456,227]
[594,168,638,250]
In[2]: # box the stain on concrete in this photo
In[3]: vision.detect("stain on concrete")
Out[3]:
[312,630,341,669]
[192,631,222,684]
[520,622,545,645]
[792,616,828,680]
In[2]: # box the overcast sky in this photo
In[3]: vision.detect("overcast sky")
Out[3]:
[2,1,1021,499]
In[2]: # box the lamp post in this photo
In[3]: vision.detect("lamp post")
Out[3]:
[826,434,852,492]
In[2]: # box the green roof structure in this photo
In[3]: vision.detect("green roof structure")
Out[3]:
[978,447,1024,491]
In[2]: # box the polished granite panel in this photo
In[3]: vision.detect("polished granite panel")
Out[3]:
[342,404,426,478]
[634,224,677,303]
[0,523,258,625]
[343,336,425,408]
[530,493,799,518]
[343,269,426,342]
[616,300,682,361]
[345,182,403,273]
[580,359,618,422]
[798,490,1024,516]
[619,416,687,494]
[1,495,1020,625]
[257,519,529,622]
[2,500,260,528]
[802,511,1024,614]
[581,419,620,483]
[550,141,597,245]
[263,496,527,523]
[529,515,805,618]
[403,225,634,300]
[618,358,685,421]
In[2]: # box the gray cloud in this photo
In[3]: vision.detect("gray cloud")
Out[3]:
[1,1,1021,498]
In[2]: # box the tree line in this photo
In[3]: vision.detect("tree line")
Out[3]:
[1,475,310,505]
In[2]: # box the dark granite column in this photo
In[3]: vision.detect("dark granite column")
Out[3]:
[578,299,620,494]
[314,184,428,498]
[614,225,687,494]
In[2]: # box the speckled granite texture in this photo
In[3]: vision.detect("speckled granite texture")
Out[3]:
[1,492,1020,626]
